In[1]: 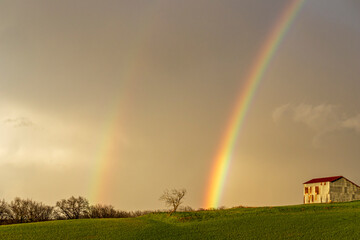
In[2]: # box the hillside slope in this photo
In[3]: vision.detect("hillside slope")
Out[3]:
[1,201,360,239]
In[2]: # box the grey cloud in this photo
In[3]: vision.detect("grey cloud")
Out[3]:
[272,104,291,123]
[273,103,360,146]
[342,114,360,132]
[3,117,34,128]
[273,103,341,131]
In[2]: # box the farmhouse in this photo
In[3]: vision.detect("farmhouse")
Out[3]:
[303,176,360,204]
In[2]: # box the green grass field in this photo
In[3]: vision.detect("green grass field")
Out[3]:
[1,201,360,239]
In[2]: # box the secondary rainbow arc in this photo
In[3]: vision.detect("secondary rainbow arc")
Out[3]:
[88,1,163,204]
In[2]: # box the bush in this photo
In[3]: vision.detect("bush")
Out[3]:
[179,206,194,212]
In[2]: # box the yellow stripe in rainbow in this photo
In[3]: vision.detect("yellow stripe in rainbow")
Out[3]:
[204,0,305,209]
[89,109,123,204]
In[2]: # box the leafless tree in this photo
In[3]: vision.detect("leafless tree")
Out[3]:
[28,202,54,222]
[90,204,118,218]
[0,199,11,224]
[8,198,53,223]
[159,189,186,215]
[9,198,31,223]
[116,210,131,218]
[56,196,89,219]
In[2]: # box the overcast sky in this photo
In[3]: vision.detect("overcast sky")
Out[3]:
[1,0,360,210]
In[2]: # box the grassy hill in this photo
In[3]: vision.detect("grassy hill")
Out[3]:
[1,201,360,239]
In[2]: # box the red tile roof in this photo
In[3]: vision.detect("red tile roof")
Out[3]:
[303,176,343,184]
[304,176,360,188]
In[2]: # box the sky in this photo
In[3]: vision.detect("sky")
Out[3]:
[1,0,360,210]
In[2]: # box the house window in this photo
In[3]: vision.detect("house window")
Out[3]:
[311,195,314,202]
[315,186,319,194]
[305,187,308,194]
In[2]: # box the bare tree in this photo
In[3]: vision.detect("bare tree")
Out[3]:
[56,196,89,219]
[8,198,53,223]
[90,204,118,218]
[159,189,186,215]
[0,200,11,224]
[9,198,31,223]
[28,202,54,222]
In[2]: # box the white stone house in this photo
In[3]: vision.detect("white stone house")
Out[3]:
[303,176,360,204]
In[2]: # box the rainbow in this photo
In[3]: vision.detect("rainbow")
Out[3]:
[204,0,306,209]
[89,2,163,204]
[89,108,123,204]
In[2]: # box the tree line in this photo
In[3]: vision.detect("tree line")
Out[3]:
[0,188,191,225]
[0,196,153,225]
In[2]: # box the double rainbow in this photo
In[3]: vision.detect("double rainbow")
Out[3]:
[204,0,306,209]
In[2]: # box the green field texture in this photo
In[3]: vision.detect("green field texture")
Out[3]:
[1,201,360,240]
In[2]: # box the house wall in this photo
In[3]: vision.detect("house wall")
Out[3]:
[329,178,360,202]
[303,182,330,204]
